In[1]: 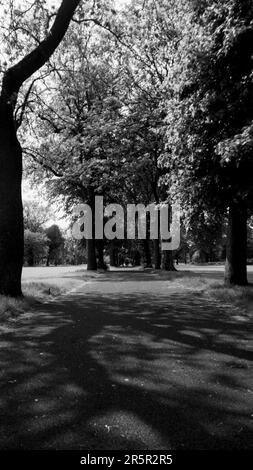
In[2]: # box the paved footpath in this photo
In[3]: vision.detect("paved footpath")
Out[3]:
[0,271,253,449]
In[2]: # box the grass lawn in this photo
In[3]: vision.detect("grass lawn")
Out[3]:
[0,282,66,322]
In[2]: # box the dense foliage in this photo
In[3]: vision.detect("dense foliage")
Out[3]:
[0,0,252,292]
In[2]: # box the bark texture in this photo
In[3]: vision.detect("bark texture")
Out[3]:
[225,201,248,286]
[153,239,161,269]
[87,239,97,271]
[0,113,23,296]
[162,250,177,271]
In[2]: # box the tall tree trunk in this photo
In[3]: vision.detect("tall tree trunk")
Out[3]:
[87,239,97,271]
[143,239,152,268]
[153,213,161,269]
[96,240,106,270]
[0,108,23,297]
[162,250,177,271]
[153,239,161,269]
[161,205,177,271]
[225,201,248,286]
[110,243,118,267]
[86,193,97,271]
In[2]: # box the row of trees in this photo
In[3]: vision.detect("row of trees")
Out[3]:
[22,196,253,267]
[0,0,252,295]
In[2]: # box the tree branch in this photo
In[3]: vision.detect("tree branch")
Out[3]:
[23,148,64,178]
[15,79,37,129]
[1,0,81,100]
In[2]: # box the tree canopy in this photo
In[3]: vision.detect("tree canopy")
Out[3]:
[0,0,252,294]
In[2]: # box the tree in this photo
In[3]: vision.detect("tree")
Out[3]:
[0,0,81,297]
[23,200,51,233]
[24,0,253,281]
[184,211,225,263]
[163,0,253,285]
[23,0,186,273]
[24,230,49,267]
[45,224,64,266]
[64,237,87,265]
[248,218,253,261]
[107,0,180,269]
[24,19,127,271]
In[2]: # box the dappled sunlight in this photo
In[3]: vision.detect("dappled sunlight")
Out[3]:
[87,410,169,450]
[0,273,252,449]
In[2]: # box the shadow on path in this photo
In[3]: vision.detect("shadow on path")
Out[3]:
[0,276,252,449]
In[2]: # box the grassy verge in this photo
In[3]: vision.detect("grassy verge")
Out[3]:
[0,282,66,322]
[169,272,253,316]
[0,296,27,321]
[23,282,66,299]
[205,283,253,316]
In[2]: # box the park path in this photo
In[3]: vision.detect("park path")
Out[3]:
[0,271,253,449]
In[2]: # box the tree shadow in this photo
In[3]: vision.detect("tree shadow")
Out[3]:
[0,285,252,449]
